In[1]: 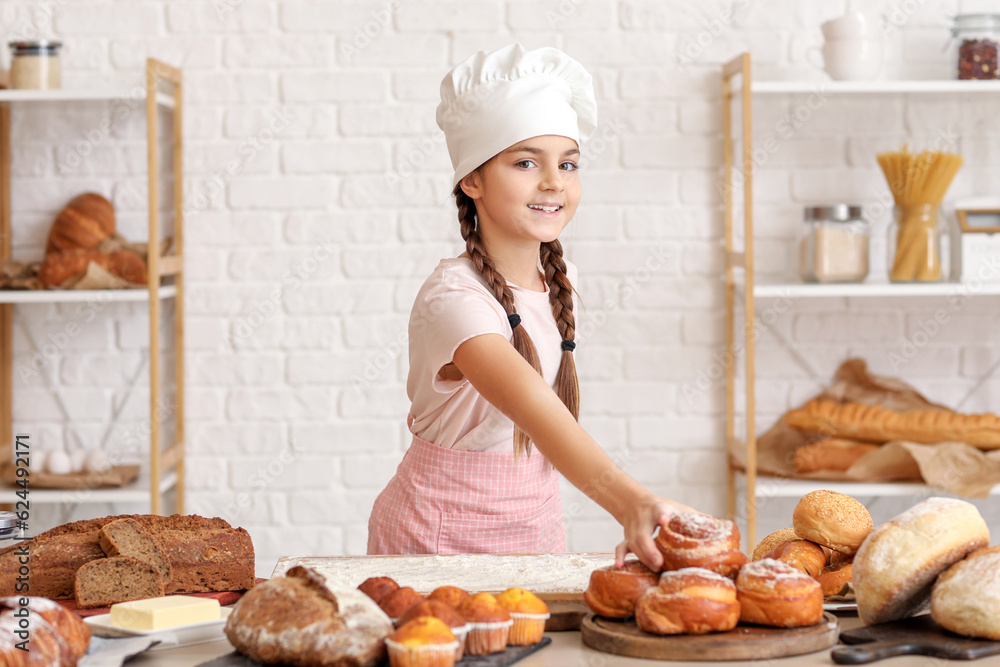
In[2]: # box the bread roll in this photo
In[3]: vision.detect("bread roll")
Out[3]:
[45,192,115,254]
[39,248,147,288]
[654,512,748,578]
[793,490,873,556]
[735,559,823,628]
[0,596,91,666]
[931,545,1000,639]
[752,528,799,561]
[854,497,990,625]
[635,568,740,635]
[817,562,852,598]
[584,560,659,619]
[762,539,826,578]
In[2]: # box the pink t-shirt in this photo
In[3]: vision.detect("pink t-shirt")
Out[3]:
[407,257,578,453]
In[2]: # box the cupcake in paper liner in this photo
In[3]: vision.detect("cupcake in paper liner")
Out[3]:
[395,599,471,660]
[456,592,513,655]
[385,617,460,667]
[496,587,550,645]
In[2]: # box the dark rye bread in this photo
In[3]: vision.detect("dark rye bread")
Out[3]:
[161,527,255,594]
[98,518,172,580]
[0,533,105,599]
[74,556,164,608]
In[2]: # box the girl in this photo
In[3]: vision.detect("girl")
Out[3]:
[367,44,695,572]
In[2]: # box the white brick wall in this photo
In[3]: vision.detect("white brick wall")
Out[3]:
[5,0,1000,574]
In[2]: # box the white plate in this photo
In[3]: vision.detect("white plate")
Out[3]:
[84,607,232,651]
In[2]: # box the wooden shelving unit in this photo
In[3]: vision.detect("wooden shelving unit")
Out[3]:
[721,52,1000,550]
[0,59,185,515]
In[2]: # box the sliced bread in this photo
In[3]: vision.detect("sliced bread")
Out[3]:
[74,556,165,608]
[98,518,172,580]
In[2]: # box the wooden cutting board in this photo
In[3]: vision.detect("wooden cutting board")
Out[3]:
[833,614,1000,664]
[581,612,839,662]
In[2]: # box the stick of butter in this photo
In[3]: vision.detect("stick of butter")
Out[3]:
[110,596,221,630]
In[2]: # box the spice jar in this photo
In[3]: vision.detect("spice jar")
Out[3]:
[951,14,1000,80]
[0,511,16,541]
[798,205,869,283]
[8,40,62,90]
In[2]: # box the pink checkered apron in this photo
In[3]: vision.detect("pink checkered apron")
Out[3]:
[367,430,566,554]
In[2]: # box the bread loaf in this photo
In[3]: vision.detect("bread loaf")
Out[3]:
[931,546,1000,639]
[225,565,391,667]
[45,192,115,254]
[853,497,990,625]
[785,399,1000,449]
[0,596,91,666]
[0,514,254,601]
[793,438,880,473]
[74,556,165,609]
[39,248,147,288]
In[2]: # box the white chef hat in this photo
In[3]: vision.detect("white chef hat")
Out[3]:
[436,43,598,187]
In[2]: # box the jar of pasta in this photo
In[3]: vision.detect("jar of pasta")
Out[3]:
[887,204,948,282]
[799,205,870,283]
[8,40,62,90]
[951,14,1000,80]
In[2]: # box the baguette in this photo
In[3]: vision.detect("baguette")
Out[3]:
[785,399,1000,449]
[793,437,880,474]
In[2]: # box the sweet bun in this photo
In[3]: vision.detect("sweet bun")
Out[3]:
[358,576,400,604]
[752,528,799,561]
[762,539,826,578]
[584,560,659,619]
[655,512,748,578]
[931,546,1000,640]
[854,497,990,625]
[817,562,853,598]
[793,490,873,556]
[735,559,824,628]
[635,568,740,635]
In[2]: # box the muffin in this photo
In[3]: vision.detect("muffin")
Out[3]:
[428,585,470,608]
[456,593,512,655]
[396,600,471,660]
[359,576,400,604]
[495,588,549,645]
[379,586,425,622]
[385,616,460,667]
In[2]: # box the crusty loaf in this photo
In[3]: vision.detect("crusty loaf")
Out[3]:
[0,515,253,600]
[99,517,172,580]
[785,399,1000,449]
[793,438,880,474]
[0,596,91,666]
[854,497,990,625]
[39,248,147,288]
[931,546,1000,639]
[160,527,255,594]
[45,192,115,254]
[225,565,391,667]
[0,532,105,599]
[74,556,164,609]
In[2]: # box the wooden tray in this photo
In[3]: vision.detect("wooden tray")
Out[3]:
[0,462,139,489]
[581,612,839,662]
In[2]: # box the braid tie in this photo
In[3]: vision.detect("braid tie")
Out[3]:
[561,340,576,352]
[508,314,521,329]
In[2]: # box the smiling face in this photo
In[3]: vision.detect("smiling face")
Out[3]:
[459,135,581,250]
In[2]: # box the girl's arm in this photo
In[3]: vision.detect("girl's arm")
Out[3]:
[452,333,696,570]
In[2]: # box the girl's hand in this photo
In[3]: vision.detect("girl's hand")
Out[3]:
[614,495,701,571]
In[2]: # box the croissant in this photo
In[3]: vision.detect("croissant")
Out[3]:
[785,399,1000,449]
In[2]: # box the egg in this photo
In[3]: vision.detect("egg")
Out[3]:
[68,448,87,474]
[30,451,47,474]
[46,450,72,475]
[85,450,112,474]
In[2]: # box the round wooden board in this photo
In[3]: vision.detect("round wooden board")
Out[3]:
[581,612,839,662]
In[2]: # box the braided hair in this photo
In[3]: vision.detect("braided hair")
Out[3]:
[455,184,581,458]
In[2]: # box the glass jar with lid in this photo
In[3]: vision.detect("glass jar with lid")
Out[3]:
[798,204,870,283]
[951,14,1000,79]
[8,40,62,90]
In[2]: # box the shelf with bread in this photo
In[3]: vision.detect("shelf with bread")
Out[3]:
[0,59,185,515]
[720,52,1000,550]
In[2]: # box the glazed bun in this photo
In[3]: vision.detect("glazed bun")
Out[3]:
[655,512,748,578]
[584,560,659,619]
[735,559,823,628]
[932,546,1000,640]
[854,497,989,625]
[635,568,740,635]
[762,539,826,579]
[793,490,873,556]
